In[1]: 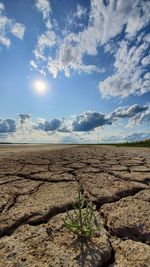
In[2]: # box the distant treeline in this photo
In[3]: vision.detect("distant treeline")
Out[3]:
[0,142,12,144]
[0,140,149,147]
[115,139,150,147]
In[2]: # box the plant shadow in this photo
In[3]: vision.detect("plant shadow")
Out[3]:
[72,237,102,267]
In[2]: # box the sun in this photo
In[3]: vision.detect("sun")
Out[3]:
[33,80,48,94]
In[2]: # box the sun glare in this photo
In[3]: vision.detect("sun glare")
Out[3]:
[33,80,48,94]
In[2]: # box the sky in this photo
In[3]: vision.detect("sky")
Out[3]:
[0,0,150,143]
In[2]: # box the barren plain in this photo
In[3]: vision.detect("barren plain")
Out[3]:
[0,144,150,267]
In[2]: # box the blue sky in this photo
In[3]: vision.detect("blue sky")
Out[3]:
[0,0,150,143]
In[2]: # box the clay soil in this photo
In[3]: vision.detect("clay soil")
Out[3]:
[0,145,150,267]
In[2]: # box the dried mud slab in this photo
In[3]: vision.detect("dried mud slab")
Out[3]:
[0,145,150,266]
[13,155,51,165]
[130,166,150,172]
[134,189,150,202]
[110,237,150,267]
[111,166,128,171]
[79,173,147,205]
[27,171,75,182]
[19,164,49,175]
[119,160,144,166]
[0,179,43,212]
[101,196,150,243]
[0,192,14,213]
[81,166,102,173]
[0,176,22,185]
[0,182,78,237]
[110,171,150,184]
[0,211,112,267]
[1,179,43,195]
[0,161,23,175]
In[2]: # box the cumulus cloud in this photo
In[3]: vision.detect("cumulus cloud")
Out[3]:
[16,114,32,136]
[19,114,31,124]
[34,0,55,59]
[25,104,150,135]
[72,111,111,131]
[30,0,57,75]
[75,4,87,19]
[35,0,51,20]
[46,38,100,78]
[101,135,123,143]
[142,55,150,66]
[128,106,150,127]
[35,118,62,131]
[72,104,150,132]
[125,132,150,142]
[107,104,150,128]
[10,23,25,39]
[0,118,16,133]
[0,104,150,143]
[108,104,149,120]
[0,3,25,47]
[0,2,4,11]
[102,131,150,143]
[138,108,150,124]
[90,0,150,43]
[34,30,56,60]
[31,0,150,83]
[99,39,150,98]
[30,60,38,70]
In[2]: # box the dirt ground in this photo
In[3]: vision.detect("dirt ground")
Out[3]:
[0,145,150,267]
[0,144,79,158]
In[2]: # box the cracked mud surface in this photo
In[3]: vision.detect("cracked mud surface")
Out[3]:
[0,145,150,266]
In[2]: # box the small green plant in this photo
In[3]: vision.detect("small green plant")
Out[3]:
[63,186,101,239]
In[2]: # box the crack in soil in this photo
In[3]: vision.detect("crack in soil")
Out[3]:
[2,182,44,214]
[0,146,149,266]
[96,187,148,210]
[102,211,149,246]
[0,177,23,185]
[107,170,150,186]
[16,173,76,183]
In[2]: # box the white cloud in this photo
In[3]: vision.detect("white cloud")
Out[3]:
[0,3,25,47]
[75,4,87,19]
[35,0,52,31]
[30,60,38,70]
[30,0,57,75]
[99,39,150,98]
[31,0,150,82]
[10,22,25,39]
[101,131,150,143]
[1,104,149,143]
[0,34,10,47]
[124,0,150,37]
[128,106,150,127]
[125,132,150,142]
[34,30,56,60]
[0,2,4,12]
[142,55,150,66]
[47,39,100,78]
[78,0,150,48]
[144,33,150,43]
[19,114,31,124]
[144,73,150,80]
[35,0,51,20]
[72,111,111,131]
[108,104,149,120]
[0,118,16,133]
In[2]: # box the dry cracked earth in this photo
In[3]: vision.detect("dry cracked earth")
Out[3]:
[0,145,150,267]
